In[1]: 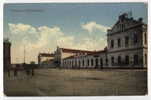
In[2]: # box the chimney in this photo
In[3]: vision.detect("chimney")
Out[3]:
[138,17,143,22]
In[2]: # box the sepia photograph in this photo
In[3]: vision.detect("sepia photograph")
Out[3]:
[3,2,148,96]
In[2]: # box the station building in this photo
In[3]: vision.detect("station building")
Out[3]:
[45,13,148,69]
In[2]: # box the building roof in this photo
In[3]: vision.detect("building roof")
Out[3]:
[63,48,107,60]
[88,50,106,55]
[39,53,54,57]
[64,55,75,60]
[60,48,95,53]
[86,47,107,56]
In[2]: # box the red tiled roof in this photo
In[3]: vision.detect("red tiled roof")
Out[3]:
[86,47,107,56]
[60,48,95,53]
[86,50,106,56]
[64,55,75,60]
[63,49,107,60]
[39,53,54,57]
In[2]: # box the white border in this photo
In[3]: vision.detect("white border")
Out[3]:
[0,0,150,100]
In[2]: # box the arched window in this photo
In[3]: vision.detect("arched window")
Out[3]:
[87,59,89,66]
[145,54,147,64]
[118,56,121,65]
[144,33,147,44]
[106,58,108,65]
[111,40,114,48]
[125,55,129,65]
[133,33,138,44]
[125,36,129,47]
[79,60,81,66]
[134,55,138,65]
[91,59,94,66]
[118,38,121,47]
[72,60,74,67]
[83,59,84,66]
[95,58,98,68]
[100,58,103,67]
[111,56,114,65]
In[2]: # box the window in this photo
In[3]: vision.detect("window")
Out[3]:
[106,58,108,65]
[71,61,72,67]
[133,33,138,44]
[83,60,84,66]
[134,55,139,65]
[87,59,89,66]
[95,58,98,67]
[145,54,147,64]
[125,36,129,47]
[118,38,121,47]
[72,61,74,67]
[75,60,77,66]
[118,56,121,64]
[79,60,81,66]
[125,55,129,65]
[91,59,94,66]
[144,33,147,44]
[111,40,114,48]
[100,58,103,66]
[121,24,125,31]
[111,56,114,65]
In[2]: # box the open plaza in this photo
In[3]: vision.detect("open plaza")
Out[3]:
[4,68,147,96]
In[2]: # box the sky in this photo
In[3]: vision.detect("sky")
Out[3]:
[3,3,147,64]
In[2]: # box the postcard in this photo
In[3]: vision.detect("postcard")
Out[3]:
[3,2,148,98]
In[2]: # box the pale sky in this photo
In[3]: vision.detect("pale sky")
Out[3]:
[3,3,147,64]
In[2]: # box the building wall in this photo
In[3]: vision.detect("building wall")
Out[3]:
[107,49,144,68]
[62,52,107,69]
[107,26,143,52]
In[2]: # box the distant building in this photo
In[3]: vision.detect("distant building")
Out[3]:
[38,53,55,67]
[4,39,11,71]
[54,47,95,68]
[54,13,147,69]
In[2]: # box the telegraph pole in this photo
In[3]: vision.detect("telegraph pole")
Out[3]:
[24,45,26,64]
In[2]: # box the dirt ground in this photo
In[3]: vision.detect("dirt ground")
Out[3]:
[4,68,147,96]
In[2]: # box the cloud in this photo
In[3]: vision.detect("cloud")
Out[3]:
[81,21,110,33]
[8,23,107,63]
[9,23,37,35]
[8,23,39,43]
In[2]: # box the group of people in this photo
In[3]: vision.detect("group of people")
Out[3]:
[6,64,36,77]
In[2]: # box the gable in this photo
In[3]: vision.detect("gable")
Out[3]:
[111,18,140,33]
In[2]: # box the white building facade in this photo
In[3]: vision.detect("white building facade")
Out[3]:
[107,13,147,68]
